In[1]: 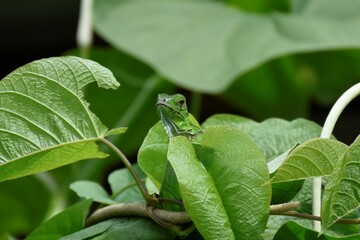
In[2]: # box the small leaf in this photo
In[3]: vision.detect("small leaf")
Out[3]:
[104,127,127,137]
[0,56,119,181]
[108,164,146,203]
[70,181,117,205]
[321,136,360,231]
[26,200,92,240]
[271,138,347,183]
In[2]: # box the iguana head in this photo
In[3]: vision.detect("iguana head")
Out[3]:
[156,93,201,139]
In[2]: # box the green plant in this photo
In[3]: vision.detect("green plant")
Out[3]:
[0,56,359,239]
[2,0,360,239]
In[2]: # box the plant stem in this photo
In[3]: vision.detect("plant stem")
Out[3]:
[85,203,191,227]
[313,82,360,232]
[85,201,360,228]
[275,211,360,225]
[76,0,93,59]
[99,138,150,204]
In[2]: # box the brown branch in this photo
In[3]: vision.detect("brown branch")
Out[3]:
[269,201,301,214]
[85,203,191,227]
[85,201,360,227]
[275,211,360,224]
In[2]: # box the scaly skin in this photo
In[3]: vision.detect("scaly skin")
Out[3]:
[156,93,202,139]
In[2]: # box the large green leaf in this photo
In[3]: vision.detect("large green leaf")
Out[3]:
[137,121,169,188]
[202,114,323,162]
[321,136,360,231]
[202,114,323,204]
[0,56,120,182]
[94,0,360,93]
[168,126,271,239]
[77,48,173,154]
[271,138,348,183]
[168,136,234,239]
[65,48,174,183]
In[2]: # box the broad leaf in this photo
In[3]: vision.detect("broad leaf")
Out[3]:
[202,114,322,204]
[168,136,234,239]
[138,121,168,188]
[168,126,271,239]
[72,48,174,155]
[272,138,347,183]
[70,181,117,205]
[26,200,92,240]
[94,0,360,93]
[0,56,120,182]
[202,114,323,162]
[321,137,360,231]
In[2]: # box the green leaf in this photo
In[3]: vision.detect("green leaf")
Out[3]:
[202,114,323,204]
[62,218,175,240]
[138,121,169,188]
[272,138,348,183]
[202,114,323,162]
[26,200,92,240]
[108,164,146,203]
[159,161,183,211]
[321,137,360,231]
[70,181,117,205]
[76,48,174,155]
[0,175,52,235]
[168,126,271,239]
[104,127,127,137]
[0,56,118,182]
[94,0,360,93]
[273,221,360,240]
[168,136,234,239]
[197,126,271,239]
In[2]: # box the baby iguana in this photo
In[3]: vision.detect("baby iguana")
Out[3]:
[156,93,202,212]
[156,93,202,140]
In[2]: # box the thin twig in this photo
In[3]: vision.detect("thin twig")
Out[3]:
[274,211,360,224]
[99,138,150,205]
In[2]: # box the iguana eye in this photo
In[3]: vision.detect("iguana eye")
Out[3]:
[178,99,185,108]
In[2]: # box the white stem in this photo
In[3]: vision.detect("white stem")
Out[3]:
[76,0,94,58]
[313,82,360,232]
